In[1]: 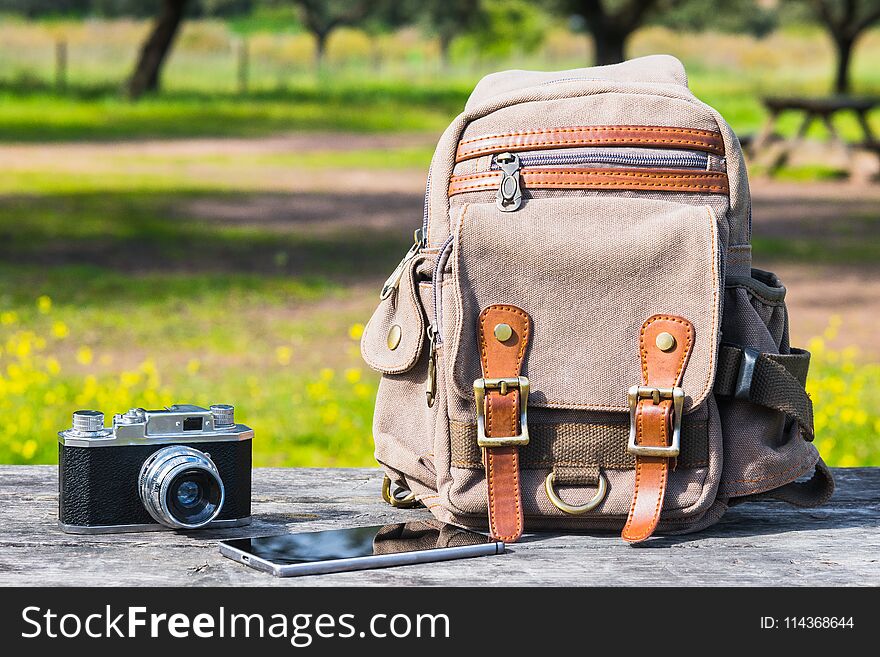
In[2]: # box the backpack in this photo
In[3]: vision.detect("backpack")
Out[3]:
[361,55,833,544]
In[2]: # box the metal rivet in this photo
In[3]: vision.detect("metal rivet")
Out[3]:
[387,325,402,351]
[493,323,513,342]
[656,332,676,352]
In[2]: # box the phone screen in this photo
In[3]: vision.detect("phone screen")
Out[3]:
[222,522,493,566]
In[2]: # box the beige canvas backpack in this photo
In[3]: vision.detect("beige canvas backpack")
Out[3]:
[361,55,833,544]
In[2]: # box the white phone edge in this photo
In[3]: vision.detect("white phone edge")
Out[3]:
[219,539,505,578]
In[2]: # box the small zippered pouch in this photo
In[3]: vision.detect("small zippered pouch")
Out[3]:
[448,125,729,206]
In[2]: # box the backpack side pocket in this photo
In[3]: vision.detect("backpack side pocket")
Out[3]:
[717,268,825,499]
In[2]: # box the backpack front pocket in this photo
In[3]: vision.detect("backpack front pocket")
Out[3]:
[440,195,724,525]
[449,196,722,412]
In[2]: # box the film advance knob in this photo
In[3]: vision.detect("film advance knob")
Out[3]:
[210,404,235,427]
[72,410,105,434]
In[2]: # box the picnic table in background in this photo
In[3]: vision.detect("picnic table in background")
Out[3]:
[748,96,880,178]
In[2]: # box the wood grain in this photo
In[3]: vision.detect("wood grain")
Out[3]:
[0,466,877,586]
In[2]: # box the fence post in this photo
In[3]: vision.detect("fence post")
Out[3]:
[236,38,249,94]
[55,40,67,92]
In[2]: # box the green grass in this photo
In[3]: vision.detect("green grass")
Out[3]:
[0,83,466,142]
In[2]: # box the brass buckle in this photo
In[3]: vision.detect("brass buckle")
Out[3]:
[627,385,684,457]
[473,376,530,448]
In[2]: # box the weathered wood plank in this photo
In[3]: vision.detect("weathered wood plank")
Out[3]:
[0,466,877,586]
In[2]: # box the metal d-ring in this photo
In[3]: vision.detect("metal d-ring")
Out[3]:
[545,471,608,515]
[382,475,418,508]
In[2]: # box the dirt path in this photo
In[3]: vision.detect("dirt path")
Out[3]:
[2,137,877,358]
[748,181,880,358]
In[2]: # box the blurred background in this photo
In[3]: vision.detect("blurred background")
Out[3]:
[0,0,878,468]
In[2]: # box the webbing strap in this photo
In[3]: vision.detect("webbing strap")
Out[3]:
[450,420,710,476]
[715,345,814,441]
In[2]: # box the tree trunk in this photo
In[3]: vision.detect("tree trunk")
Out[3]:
[127,0,188,100]
[833,35,854,94]
[314,31,329,70]
[438,32,453,70]
[590,26,627,66]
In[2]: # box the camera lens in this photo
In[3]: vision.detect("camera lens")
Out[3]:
[175,480,200,507]
[138,446,225,529]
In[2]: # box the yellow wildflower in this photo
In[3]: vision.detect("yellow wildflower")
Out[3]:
[76,346,93,365]
[21,440,38,460]
[52,321,69,339]
[45,357,61,375]
[275,346,292,366]
[348,323,364,340]
[37,296,52,314]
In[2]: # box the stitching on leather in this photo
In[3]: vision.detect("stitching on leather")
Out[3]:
[623,410,646,537]
[458,137,724,159]
[639,314,693,385]
[625,315,693,541]
[449,171,729,195]
[459,126,723,144]
[486,450,498,537]
[450,180,728,194]
[451,170,728,183]
[510,448,523,540]
[479,304,529,542]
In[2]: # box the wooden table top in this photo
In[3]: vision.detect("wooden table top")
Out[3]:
[2,466,877,586]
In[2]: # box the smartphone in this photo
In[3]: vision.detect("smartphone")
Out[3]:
[219,521,504,577]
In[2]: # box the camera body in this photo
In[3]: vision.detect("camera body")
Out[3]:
[58,404,252,534]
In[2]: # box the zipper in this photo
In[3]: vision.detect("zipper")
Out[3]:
[495,152,523,212]
[490,149,709,171]
[420,172,431,241]
[425,233,455,406]
[425,324,438,407]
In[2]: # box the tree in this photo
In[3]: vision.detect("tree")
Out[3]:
[796,0,880,93]
[417,0,489,67]
[653,0,777,38]
[127,0,189,100]
[559,0,683,65]
[291,0,377,67]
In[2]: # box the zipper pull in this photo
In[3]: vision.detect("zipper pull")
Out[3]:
[426,325,438,407]
[380,228,424,300]
[495,152,522,212]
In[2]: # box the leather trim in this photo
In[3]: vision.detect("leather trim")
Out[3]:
[456,125,726,162]
[477,304,531,543]
[448,168,729,196]
[622,315,694,544]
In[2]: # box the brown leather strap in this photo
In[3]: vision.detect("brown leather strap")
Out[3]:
[456,125,726,162]
[622,315,694,544]
[448,168,729,196]
[477,304,531,542]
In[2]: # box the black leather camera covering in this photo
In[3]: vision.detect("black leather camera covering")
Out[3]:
[58,440,252,527]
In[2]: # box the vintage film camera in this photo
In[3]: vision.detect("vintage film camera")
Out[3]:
[58,404,252,533]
